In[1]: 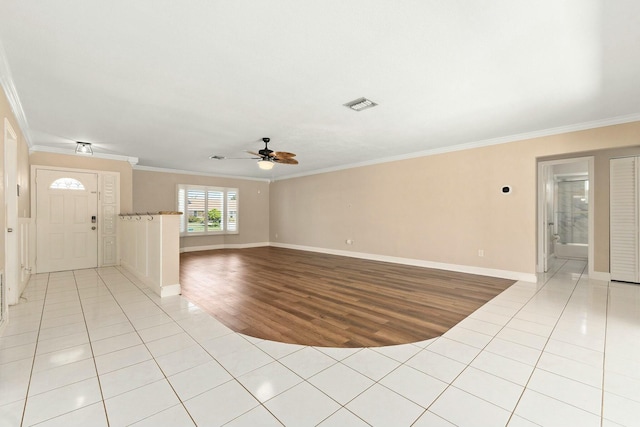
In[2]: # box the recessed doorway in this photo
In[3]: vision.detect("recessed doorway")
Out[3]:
[537,157,594,274]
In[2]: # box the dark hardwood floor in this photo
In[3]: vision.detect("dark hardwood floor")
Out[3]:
[179,247,515,347]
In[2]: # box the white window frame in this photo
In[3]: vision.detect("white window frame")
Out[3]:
[177,184,239,236]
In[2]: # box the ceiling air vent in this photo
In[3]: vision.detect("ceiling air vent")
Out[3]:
[344,97,378,112]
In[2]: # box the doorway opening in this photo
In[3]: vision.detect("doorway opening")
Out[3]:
[537,157,594,274]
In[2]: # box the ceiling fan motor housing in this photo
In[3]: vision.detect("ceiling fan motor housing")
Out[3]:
[259,137,273,157]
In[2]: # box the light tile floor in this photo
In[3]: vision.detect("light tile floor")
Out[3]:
[1,258,639,426]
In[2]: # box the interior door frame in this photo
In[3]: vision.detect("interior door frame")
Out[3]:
[4,118,18,310]
[31,165,120,273]
[2,118,18,332]
[537,156,594,275]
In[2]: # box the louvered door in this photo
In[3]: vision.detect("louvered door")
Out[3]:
[610,157,639,283]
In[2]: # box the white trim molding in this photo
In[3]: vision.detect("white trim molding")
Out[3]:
[180,242,270,253]
[30,145,139,165]
[135,165,271,183]
[0,41,31,146]
[270,242,538,283]
[274,114,640,182]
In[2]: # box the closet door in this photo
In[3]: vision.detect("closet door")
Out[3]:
[610,157,639,283]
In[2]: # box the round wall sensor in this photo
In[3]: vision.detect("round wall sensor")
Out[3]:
[501,186,512,194]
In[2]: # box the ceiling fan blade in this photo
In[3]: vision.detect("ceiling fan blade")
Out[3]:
[274,151,296,158]
[274,157,299,165]
[246,150,262,157]
[210,155,260,160]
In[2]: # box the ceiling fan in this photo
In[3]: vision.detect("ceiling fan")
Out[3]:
[210,137,298,170]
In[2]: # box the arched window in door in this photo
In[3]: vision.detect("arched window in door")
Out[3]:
[49,177,85,190]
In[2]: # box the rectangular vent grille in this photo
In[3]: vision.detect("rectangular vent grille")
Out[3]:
[344,97,378,112]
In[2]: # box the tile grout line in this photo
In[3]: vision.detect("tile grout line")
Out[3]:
[73,270,112,427]
[599,279,610,427]
[19,273,50,427]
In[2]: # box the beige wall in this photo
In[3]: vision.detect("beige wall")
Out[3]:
[1,86,31,273]
[29,152,134,212]
[270,121,640,276]
[132,169,270,249]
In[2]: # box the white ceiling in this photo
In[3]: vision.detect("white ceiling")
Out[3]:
[1,1,639,180]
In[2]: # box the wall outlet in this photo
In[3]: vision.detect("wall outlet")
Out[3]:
[478,249,484,257]
[275,233,278,239]
[346,239,354,245]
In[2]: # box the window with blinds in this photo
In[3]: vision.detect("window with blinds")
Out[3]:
[177,185,239,235]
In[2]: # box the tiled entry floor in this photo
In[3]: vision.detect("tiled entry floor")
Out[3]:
[0,259,639,426]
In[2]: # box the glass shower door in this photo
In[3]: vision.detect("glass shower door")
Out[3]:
[556,179,588,244]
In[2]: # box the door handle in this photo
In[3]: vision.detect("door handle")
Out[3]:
[91,226,96,230]
[7,228,13,232]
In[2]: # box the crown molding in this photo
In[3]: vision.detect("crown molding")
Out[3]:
[29,145,139,165]
[0,41,32,146]
[132,164,271,182]
[273,113,640,181]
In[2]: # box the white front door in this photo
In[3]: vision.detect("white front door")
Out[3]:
[36,170,98,272]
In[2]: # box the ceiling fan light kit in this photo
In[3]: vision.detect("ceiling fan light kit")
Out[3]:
[257,159,275,170]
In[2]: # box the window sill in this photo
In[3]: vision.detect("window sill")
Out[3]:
[180,231,239,237]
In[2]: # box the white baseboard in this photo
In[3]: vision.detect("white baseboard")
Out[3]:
[180,242,270,253]
[180,244,225,253]
[590,271,611,281]
[270,242,537,282]
[119,262,182,298]
[160,284,181,297]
